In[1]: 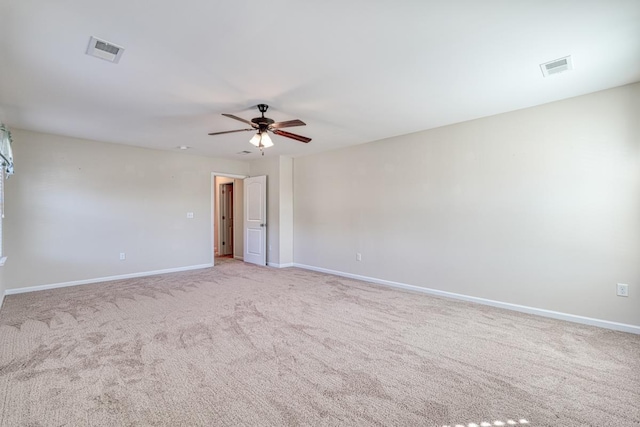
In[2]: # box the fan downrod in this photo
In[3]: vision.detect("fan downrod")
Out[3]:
[257,104,269,116]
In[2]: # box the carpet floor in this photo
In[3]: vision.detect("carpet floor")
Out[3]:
[0,259,639,426]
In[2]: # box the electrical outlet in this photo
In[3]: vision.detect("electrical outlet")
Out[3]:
[356,253,362,261]
[186,212,194,219]
[119,252,126,260]
[617,283,629,297]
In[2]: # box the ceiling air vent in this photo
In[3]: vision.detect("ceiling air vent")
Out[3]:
[86,36,124,63]
[237,151,252,155]
[540,56,572,77]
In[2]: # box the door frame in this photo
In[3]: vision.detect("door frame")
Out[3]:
[211,172,247,266]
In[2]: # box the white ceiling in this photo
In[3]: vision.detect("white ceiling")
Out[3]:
[1,0,639,160]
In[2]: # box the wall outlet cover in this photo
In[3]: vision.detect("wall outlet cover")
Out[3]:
[617,283,629,297]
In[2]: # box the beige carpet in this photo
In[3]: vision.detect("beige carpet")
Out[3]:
[0,259,639,426]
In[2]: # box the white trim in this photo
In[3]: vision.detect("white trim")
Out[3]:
[293,263,640,335]
[267,262,294,268]
[4,264,213,296]
[211,172,247,180]
[234,255,244,261]
[0,256,6,267]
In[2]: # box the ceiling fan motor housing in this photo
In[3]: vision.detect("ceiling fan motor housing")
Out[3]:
[251,117,275,131]
[252,104,273,131]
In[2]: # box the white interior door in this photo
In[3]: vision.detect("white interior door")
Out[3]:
[244,175,267,266]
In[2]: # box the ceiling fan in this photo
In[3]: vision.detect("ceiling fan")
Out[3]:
[208,104,311,155]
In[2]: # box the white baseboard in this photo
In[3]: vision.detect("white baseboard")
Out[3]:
[267,262,294,268]
[233,255,244,261]
[293,263,640,335]
[4,263,213,296]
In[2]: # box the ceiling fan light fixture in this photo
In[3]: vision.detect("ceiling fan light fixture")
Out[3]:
[249,131,274,149]
[260,132,273,148]
[249,132,261,147]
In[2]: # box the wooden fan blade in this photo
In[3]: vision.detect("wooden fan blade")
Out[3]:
[208,128,254,136]
[272,129,312,143]
[270,119,306,129]
[222,113,257,127]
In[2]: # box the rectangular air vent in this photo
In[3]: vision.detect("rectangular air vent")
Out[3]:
[86,36,124,63]
[237,151,252,155]
[540,56,572,77]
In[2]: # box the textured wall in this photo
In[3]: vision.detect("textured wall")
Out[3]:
[293,83,640,326]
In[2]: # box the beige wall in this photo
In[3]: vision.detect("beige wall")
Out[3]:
[279,157,294,265]
[293,83,640,326]
[4,129,249,290]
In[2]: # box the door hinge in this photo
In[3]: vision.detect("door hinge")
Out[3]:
[222,241,225,245]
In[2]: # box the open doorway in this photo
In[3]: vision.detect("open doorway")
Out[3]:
[218,182,233,256]
[213,174,245,265]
